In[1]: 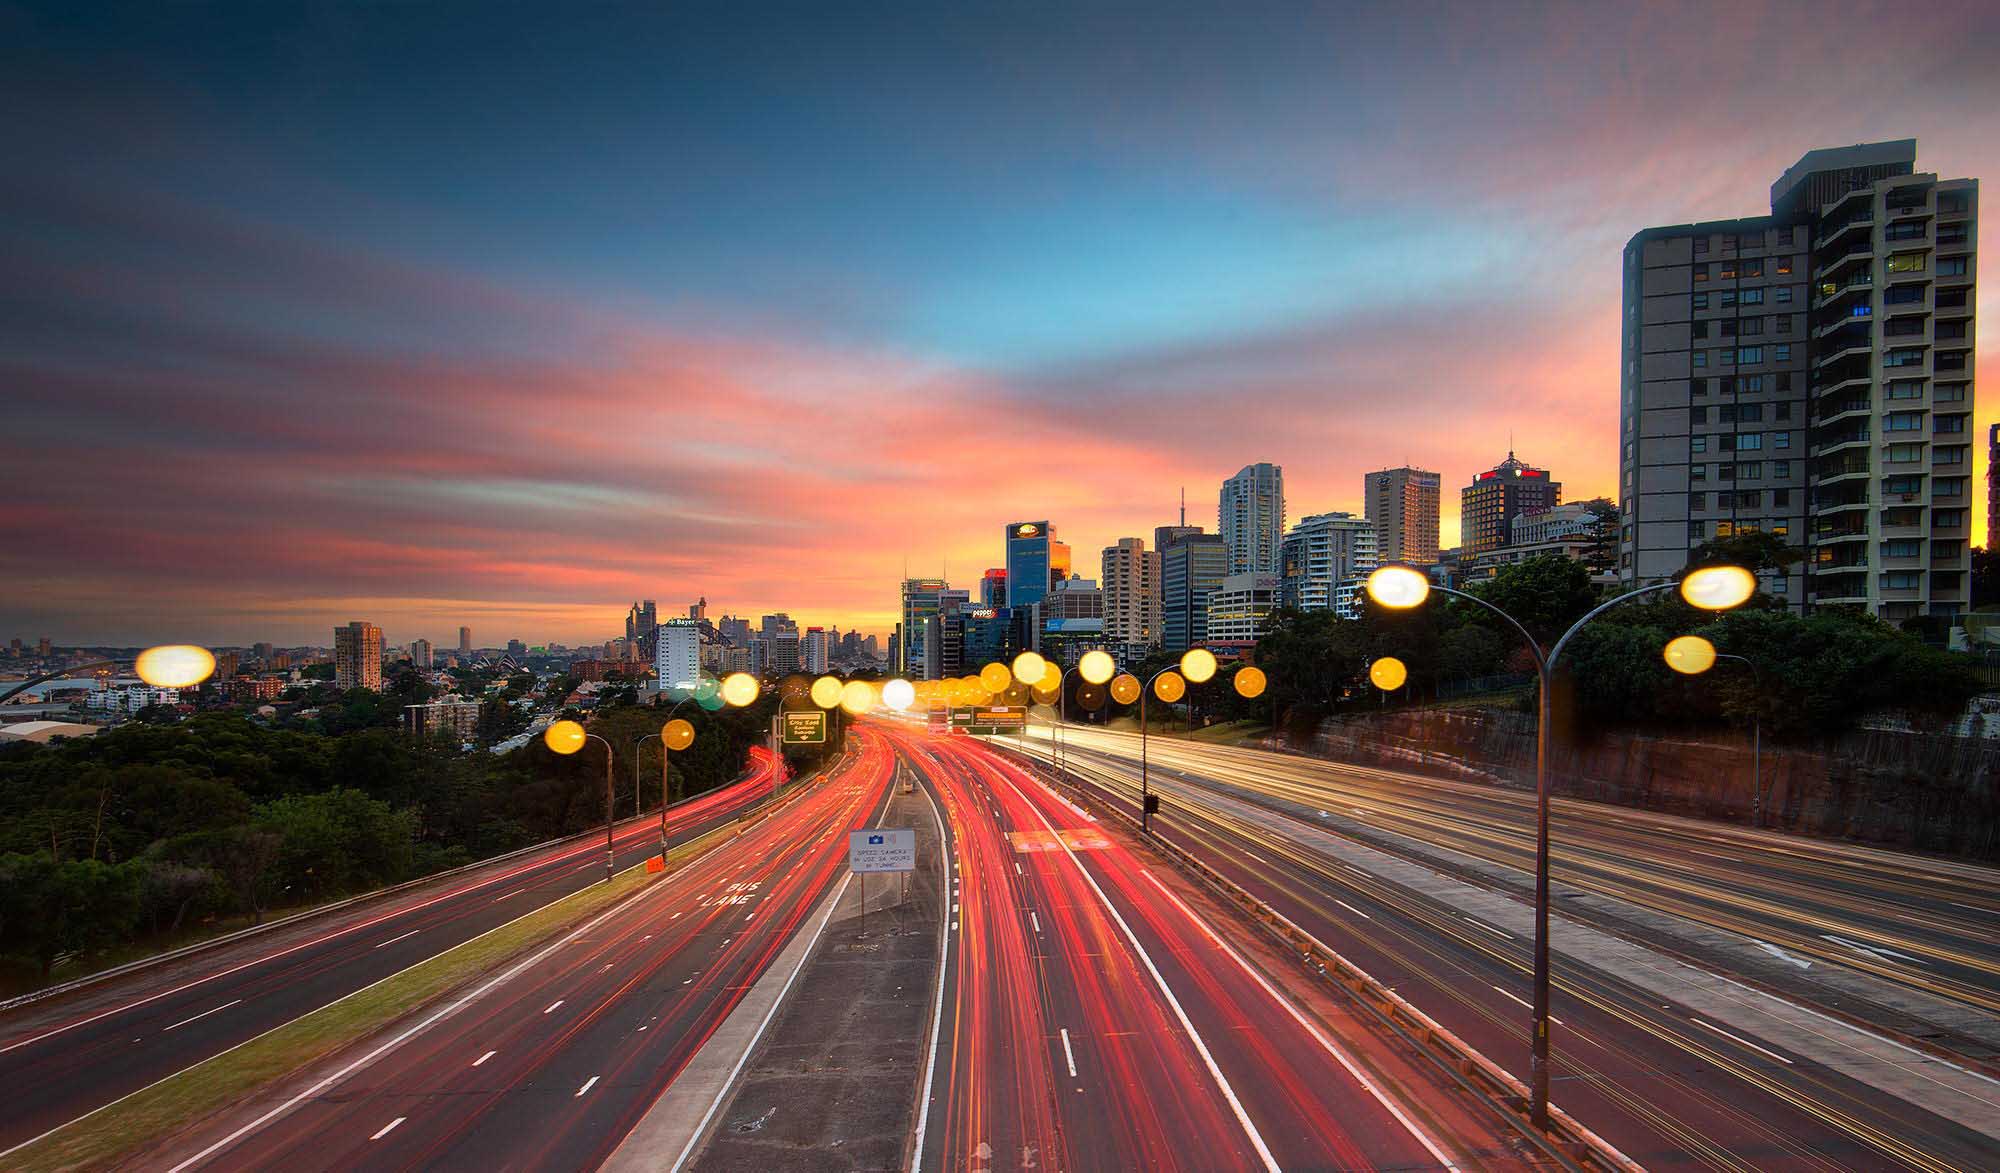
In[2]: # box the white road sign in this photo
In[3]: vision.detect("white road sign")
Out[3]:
[848,828,915,873]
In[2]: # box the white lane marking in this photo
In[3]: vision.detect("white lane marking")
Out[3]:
[162,999,243,1032]
[1461,915,1513,939]
[1753,940,1813,970]
[911,770,951,1173]
[669,870,855,1173]
[1142,870,1462,1171]
[1015,862,1023,874]
[543,1000,564,1014]
[1333,899,1371,920]
[1693,1018,1794,1065]
[373,930,419,949]
[494,888,527,902]
[1490,985,1564,1024]
[1060,1028,1078,1077]
[370,1117,405,1141]
[575,1075,599,1097]
[1820,933,1928,965]
[472,1050,496,1067]
[999,773,1280,1173]
[1030,911,1042,933]
[1949,902,1996,915]
[1687,849,1735,862]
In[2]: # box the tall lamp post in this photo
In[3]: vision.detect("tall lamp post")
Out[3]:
[543,719,617,882]
[1364,562,1756,1131]
[1664,636,1766,827]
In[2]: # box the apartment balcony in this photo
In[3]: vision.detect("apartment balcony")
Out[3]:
[1812,399,1871,426]
[1816,461,1871,487]
[1814,241,1875,281]
[1815,213,1874,253]
[1812,495,1870,516]
[1813,308,1872,340]
[1813,340,1874,370]
[1815,272,1873,308]
[1811,371,1872,401]
[1814,526,1869,545]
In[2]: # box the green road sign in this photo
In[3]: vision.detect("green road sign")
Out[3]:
[782,709,828,744]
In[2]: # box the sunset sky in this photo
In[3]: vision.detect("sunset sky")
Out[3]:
[4,2,1995,648]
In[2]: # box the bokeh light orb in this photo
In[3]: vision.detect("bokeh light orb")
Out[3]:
[543,719,587,755]
[1109,673,1141,705]
[1233,665,1267,699]
[1680,565,1757,611]
[881,677,916,711]
[662,718,696,751]
[135,645,216,689]
[1368,656,1408,692]
[720,673,761,707]
[1663,635,1718,675]
[840,679,876,715]
[1179,648,1218,684]
[1011,652,1048,691]
[1077,649,1117,685]
[810,675,844,709]
[1365,566,1432,610]
[1153,671,1186,703]
[979,662,1013,693]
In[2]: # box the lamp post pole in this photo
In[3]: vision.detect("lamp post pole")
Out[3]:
[1138,665,1180,834]
[1713,653,1765,827]
[574,732,616,882]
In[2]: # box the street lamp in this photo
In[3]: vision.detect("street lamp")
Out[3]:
[0,644,218,706]
[544,718,617,882]
[1135,647,1230,834]
[1364,561,1755,1131]
[1664,634,1766,827]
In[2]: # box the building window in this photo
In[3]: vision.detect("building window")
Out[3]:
[1885,283,1924,305]
[1744,259,1764,277]
[1936,319,1968,340]
[1935,446,1966,466]
[1885,316,1927,336]
[1937,256,1968,276]
[1693,235,1709,254]
[1689,521,1707,540]
[1935,477,1966,497]
[1740,404,1764,421]
[1690,406,1709,424]
[1717,262,1738,280]
[1773,462,1791,479]
[1775,257,1792,274]
[1690,378,1707,396]
[1740,288,1764,305]
[1691,462,1708,480]
[1692,320,1709,339]
[1775,372,1792,392]
[1773,344,1791,362]
[1934,510,1966,529]
[1934,414,1966,433]
[1883,540,1921,558]
[1934,383,1966,403]
[1693,291,1709,309]
[1691,435,1708,453]
[1693,350,1707,367]
[1738,462,1764,480]
[1688,491,1707,510]
[1935,540,1963,559]
[1740,317,1764,335]
[1885,412,1925,432]
[1694,263,1709,282]
[1738,346,1763,363]
[1886,443,1925,462]
[1775,286,1792,303]
[1742,375,1763,392]
[1772,314,1791,333]
[1881,572,1922,590]
[1719,291,1738,309]
[1885,475,1924,495]
[1936,350,1968,371]
[1884,348,1924,367]
[1774,401,1791,421]
[1737,433,1763,450]
[1772,431,1789,449]
[1888,379,1925,399]
[1886,252,1926,273]
[1885,221,1928,241]
[1937,286,1968,307]
[1773,488,1791,506]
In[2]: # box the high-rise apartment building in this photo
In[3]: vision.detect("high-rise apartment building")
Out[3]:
[458,626,472,655]
[1279,512,1379,618]
[1004,522,1070,609]
[1220,463,1285,575]
[1988,423,1998,556]
[656,618,701,693]
[333,621,383,692]
[1622,140,1977,619]
[1100,538,1163,655]
[1460,453,1560,556]
[899,579,949,678]
[1364,467,1441,565]
[803,627,829,673]
[1206,573,1279,651]
[1161,531,1229,654]
[410,638,433,670]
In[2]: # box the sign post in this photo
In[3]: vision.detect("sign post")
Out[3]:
[848,828,916,928]
[782,709,828,745]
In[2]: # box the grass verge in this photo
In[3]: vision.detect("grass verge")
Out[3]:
[9,865,658,1173]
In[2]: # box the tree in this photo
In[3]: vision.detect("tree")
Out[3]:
[1686,529,1804,576]
[1578,497,1620,575]
[1464,556,1601,645]
[0,854,145,977]
[1973,546,1999,609]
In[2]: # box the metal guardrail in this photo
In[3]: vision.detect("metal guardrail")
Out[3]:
[990,740,1644,1173]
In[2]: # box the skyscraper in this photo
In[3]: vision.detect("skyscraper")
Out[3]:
[803,627,829,673]
[1621,139,1977,618]
[899,579,949,678]
[979,568,1008,608]
[1220,463,1284,575]
[1279,512,1380,618]
[1004,522,1068,610]
[410,638,433,670]
[333,621,384,692]
[1100,537,1162,656]
[1460,452,1560,556]
[1161,532,1229,654]
[656,618,701,693]
[1988,424,1998,558]
[1364,467,1441,565]
[458,626,472,655]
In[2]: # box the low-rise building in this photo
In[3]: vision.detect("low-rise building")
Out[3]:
[1206,573,1279,656]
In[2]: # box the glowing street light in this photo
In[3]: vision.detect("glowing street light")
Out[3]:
[1011,651,1048,691]
[720,672,761,708]
[1360,560,1757,1131]
[1136,647,1250,833]
[1078,649,1117,685]
[810,675,845,709]
[544,719,617,880]
[839,679,876,716]
[1662,635,1718,676]
[882,677,916,712]
[1368,656,1408,692]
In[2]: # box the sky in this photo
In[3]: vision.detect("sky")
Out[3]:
[3,1,1996,648]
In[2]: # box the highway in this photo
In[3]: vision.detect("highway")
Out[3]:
[1003,724,2000,1171]
[162,730,895,1171]
[882,725,1479,1172]
[0,746,789,1159]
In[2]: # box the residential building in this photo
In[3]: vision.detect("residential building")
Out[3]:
[405,700,481,742]
[1511,502,1599,546]
[88,684,180,713]
[655,618,701,693]
[458,626,472,656]
[1004,522,1070,610]
[253,641,275,662]
[1101,537,1162,656]
[1461,452,1560,556]
[899,579,949,678]
[1161,531,1228,654]
[1989,423,1998,554]
[333,621,383,691]
[803,627,829,674]
[410,638,433,670]
[37,637,51,658]
[1279,512,1379,619]
[766,632,801,676]
[1206,573,1279,653]
[1622,138,1977,618]
[1220,463,1285,575]
[226,677,286,702]
[1364,467,1441,565]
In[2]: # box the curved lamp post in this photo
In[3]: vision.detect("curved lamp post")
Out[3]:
[544,719,617,882]
[1664,635,1766,827]
[1365,562,1755,1131]
[1134,648,1217,834]
[0,644,218,705]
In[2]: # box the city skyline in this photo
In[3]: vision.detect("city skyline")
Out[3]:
[5,4,1996,646]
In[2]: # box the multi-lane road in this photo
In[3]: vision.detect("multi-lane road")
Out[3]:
[1002,723,2000,1171]
[0,747,789,1159]
[883,726,1483,1172]
[162,732,897,1171]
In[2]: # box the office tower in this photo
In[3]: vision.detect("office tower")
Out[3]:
[1364,467,1441,565]
[1101,538,1162,655]
[919,589,970,679]
[1460,452,1560,556]
[1206,573,1279,651]
[719,615,751,646]
[1154,524,1201,553]
[1005,522,1069,609]
[689,596,706,621]
[656,618,701,692]
[1279,512,1379,618]
[803,627,829,673]
[760,613,798,639]
[506,639,526,658]
[253,641,275,662]
[410,638,433,670]
[980,568,1008,609]
[766,632,802,675]
[8,638,22,657]
[37,637,51,658]
[333,621,384,692]
[1220,463,1285,575]
[1622,139,1977,618]
[886,627,900,672]
[1161,532,1229,654]
[899,579,949,678]
[458,626,472,655]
